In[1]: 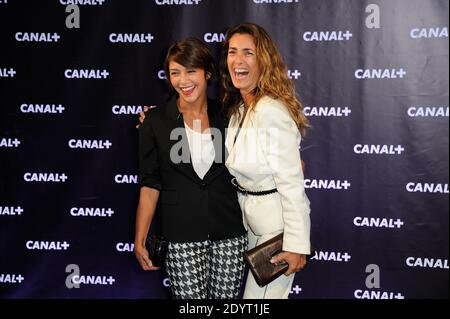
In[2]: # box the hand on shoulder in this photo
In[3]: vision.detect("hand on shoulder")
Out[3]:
[135,105,150,128]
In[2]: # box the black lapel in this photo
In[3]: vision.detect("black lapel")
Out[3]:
[165,95,203,185]
[202,98,227,183]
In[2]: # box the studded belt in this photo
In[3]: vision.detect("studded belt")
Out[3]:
[231,178,278,196]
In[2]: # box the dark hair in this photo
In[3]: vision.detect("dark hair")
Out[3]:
[163,37,215,89]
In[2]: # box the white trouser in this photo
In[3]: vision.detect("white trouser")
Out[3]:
[243,228,295,299]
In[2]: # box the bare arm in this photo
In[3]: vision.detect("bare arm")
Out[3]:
[134,186,160,271]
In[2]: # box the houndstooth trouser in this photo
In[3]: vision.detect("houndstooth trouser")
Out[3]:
[165,234,247,299]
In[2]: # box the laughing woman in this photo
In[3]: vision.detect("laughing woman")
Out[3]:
[221,23,311,299]
[134,38,247,299]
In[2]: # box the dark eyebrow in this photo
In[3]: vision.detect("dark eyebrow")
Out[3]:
[228,47,255,52]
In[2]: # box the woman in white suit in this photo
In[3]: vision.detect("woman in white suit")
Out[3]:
[220,23,311,299]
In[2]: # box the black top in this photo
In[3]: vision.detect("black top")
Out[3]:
[138,95,246,242]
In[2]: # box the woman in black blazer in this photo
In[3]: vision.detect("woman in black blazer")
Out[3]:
[134,38,247,299]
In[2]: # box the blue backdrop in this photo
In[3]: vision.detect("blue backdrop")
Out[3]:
[0,0,448,299]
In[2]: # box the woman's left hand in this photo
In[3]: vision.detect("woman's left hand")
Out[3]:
[270,251,307,276]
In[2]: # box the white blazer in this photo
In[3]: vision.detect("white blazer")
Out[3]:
[225,96,311,254]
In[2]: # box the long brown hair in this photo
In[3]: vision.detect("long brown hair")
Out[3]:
[220,23,309,136]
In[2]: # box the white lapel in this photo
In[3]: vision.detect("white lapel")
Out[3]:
[226,105,252,165]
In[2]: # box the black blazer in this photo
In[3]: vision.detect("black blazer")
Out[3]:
[138,95,246,242]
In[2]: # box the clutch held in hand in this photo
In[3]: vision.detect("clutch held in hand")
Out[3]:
[243,233,288,287]
[145,235,168,268]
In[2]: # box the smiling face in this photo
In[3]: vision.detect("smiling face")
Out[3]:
[168,61,209,106]
[227,33,261,96]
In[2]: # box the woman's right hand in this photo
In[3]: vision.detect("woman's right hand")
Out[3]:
[135,106,150,128]
[134,243,160,271]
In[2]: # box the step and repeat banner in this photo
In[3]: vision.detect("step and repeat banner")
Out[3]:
[0,0,448,299]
